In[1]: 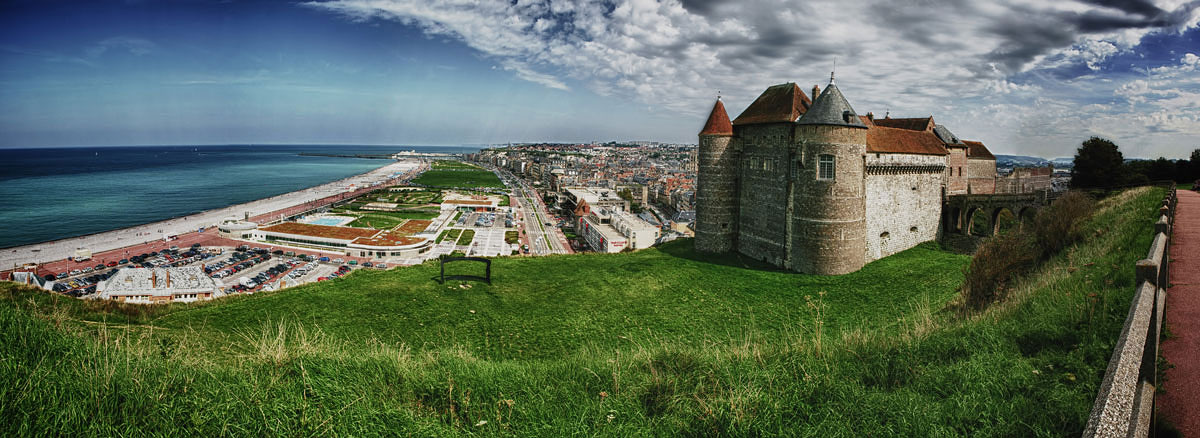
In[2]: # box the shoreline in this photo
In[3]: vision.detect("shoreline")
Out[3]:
[1,159,424,270]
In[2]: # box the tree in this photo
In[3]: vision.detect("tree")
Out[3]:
[1146,157,1177,182]
[1187,149,1200,182]
[1071,137,1125,189]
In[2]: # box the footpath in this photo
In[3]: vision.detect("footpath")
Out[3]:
[1160,188,1200,435]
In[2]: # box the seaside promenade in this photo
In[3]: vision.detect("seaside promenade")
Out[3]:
[1,160,421,272]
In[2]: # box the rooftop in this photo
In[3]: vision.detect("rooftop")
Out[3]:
[866,126,950,156]
[964,140,996,160]
[99,267,218,297]
[260,222,380,241]
[732,83,811,126]
[796,83,867,128]
[872,117,933,131]
[699,98,733,136]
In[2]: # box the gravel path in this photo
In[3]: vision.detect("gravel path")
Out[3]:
[1159,188,1200,435]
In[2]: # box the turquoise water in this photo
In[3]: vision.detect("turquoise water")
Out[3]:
[0,145,478,248]
[307,217,347,226]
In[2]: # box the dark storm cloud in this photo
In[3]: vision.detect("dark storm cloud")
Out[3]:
[978,1,1199,73]
[677,0,730,16]
[1078,0,1165,17]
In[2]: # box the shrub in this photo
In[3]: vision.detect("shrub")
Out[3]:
[961,230,1038,310]
[1031,191,1096,258]
[961,191,1096,310]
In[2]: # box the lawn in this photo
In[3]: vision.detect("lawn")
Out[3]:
[432,160,483,170]
[436,228,462,243]
[412,168,504,189]
[456,229,476,246]
[0,187,1164,436]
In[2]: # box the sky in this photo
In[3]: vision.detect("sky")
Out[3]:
[1,0,1198,159]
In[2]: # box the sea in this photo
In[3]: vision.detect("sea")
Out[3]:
[0,144,481,249]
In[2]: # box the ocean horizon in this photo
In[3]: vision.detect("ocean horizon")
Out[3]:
[0,144,482,249]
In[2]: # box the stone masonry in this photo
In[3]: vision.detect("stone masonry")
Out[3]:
[694,76,1003,275]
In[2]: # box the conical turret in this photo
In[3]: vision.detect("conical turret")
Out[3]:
[788,76,868,274]
[695,97,739,253]
[699,98,733,136]
[797,82,867,128]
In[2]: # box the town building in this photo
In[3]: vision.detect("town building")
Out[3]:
[97,267,222,304]
[251,222,434,260]
[578,207,661,253]
[562,187,630,216]
[997,166,1053,194]
[694,75,1002,275]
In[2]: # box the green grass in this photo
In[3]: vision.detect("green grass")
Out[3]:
[505,231,519,244]
[346,211,439,229]
[347,214,403,229]
[0,187,1165,436]
[436,228,462,244]
[412,168,504,189]
[432,160,482,170]
[456,229,476,246]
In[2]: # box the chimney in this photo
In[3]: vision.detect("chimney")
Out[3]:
[866,112,874,121]
[812,84,821,100]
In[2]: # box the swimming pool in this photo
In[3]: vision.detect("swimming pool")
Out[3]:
[307,217,348,226]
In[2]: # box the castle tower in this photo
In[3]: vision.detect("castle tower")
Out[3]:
[695,97,738,253]
[788,76,869,274]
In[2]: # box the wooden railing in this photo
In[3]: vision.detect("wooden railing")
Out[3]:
[1083,185,1177,437]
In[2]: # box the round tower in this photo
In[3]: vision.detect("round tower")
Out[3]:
[788,79,868,274]
[695,98,738,253]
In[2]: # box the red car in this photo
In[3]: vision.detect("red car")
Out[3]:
[106,261,118,267]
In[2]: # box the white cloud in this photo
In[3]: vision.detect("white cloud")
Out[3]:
[304,0,1200,157]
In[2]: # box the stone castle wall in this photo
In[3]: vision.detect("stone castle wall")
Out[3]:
[946,147,968,194]
[864,153,945,262]
[787,125,867,275]
[734,124,792,265]
[695,134,738,253]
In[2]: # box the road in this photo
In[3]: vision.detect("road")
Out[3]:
[491,167,569,255]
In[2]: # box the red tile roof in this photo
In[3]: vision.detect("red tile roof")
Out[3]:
[866,126,949,156]
[699,99,733,136]
[731,83,811,126]
[964,140,996,160]
[872,117,934,132]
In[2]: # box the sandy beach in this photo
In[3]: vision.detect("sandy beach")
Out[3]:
[1,159,423,270]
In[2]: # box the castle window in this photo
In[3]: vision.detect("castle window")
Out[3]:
[818,155,835,180]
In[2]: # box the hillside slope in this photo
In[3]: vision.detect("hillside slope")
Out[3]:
[0,187,1163,437]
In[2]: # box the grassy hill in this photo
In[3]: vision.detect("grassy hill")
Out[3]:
[0,187,1164,436]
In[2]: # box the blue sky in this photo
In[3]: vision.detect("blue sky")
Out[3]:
[1,0,1198,159]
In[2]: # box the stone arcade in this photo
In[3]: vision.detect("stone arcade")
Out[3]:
[695,75,1002,275]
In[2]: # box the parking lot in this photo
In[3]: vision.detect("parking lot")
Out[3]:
[38,243,370,299]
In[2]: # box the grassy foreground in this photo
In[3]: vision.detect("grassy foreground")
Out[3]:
[0,188,1163,436]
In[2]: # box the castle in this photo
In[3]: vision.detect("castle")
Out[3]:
[694,75,997,275]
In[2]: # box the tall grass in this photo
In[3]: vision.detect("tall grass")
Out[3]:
[0,187,1164,436]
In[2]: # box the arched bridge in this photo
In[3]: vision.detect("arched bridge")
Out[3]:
[943,192,1048,237]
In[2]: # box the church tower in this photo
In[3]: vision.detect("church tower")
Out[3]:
[788,75,869,274]
[695,97,738,253]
